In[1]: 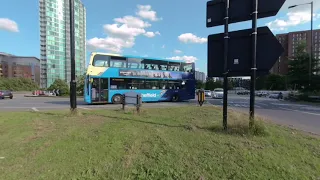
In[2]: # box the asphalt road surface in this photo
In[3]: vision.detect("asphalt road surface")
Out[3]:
[206,95,320,135]
[1,94,320,135]
[0,94,190,112]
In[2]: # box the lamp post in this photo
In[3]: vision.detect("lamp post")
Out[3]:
[289,2,313,86]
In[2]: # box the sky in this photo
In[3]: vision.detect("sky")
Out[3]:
[0,0,320,74]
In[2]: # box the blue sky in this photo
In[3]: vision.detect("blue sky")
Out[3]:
[0,0,319,74]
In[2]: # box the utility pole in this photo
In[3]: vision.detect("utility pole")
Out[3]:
[310,1,313,86]
[69,0,77,110]
[288,2,314,87]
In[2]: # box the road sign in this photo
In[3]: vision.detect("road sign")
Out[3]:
[206,0,286,27]
[206,0,286,129]
[56,89,60,96]
[207,26,284,77]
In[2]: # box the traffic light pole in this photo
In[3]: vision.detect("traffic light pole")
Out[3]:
[69,0,77,110]
[249,0,258,127]
[223,0,229,130]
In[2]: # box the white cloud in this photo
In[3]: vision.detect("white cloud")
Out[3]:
[136,5,161,21]
[167,56,198,63]
[267,12,320,31]
[174,50,182,54]
[103,24,146,39]
[178,33,207,44]
[87,37,135,53]
[114,16,151,28]
[0,18,19,32]
[87,5,161,53]
[144,31,160,38]
[161,45,165,48]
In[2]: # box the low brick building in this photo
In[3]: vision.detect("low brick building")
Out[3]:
[0,52,40,85]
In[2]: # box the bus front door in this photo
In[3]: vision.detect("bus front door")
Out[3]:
[91,78,108,103]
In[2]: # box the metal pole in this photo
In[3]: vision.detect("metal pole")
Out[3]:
[223,0,229,130]
[249,0,258,127]
[309,1,313,87]
[69,0,77,110]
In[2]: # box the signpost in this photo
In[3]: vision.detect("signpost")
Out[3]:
[206,0,285,129]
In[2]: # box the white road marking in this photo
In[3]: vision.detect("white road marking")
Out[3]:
[271,103,306,107]
[279,107,320,116]
[0,107,66,109]
[78,107,91,110]
[32,107,39,112]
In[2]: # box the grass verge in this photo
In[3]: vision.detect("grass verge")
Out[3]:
[0,106,319,180]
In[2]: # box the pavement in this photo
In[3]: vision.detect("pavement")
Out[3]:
[205,95,320,135]
[1,93,320,135]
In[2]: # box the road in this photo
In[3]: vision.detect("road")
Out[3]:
[206,95,320,135]
[0,94,190,112]
[1,94,320,135]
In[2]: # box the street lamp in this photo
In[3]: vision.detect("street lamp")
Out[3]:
[289,2,313,86]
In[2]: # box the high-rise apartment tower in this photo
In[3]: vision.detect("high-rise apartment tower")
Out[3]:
[39,0,86,88]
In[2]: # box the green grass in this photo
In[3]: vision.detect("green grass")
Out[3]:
[0,106,319,180]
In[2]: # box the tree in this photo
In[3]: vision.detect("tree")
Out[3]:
[288,42,320,91]
[265,74,287,90]
[76,74,86,95]
[205,79,223,90]
[196,80,205,89]
[48,79,69,95]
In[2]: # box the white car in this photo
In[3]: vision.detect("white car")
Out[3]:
[204,90,212,97]
[212,88,224,99]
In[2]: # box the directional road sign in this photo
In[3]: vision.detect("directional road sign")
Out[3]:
[206,0,286,27]
[207,26,284,77]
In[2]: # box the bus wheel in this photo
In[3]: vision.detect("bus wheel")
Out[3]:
[172,95,179,102]
[112,94,123,104]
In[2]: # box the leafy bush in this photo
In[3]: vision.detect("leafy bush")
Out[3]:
[0,77,39,91]
[76,75,85,96]
[47,79,70,95]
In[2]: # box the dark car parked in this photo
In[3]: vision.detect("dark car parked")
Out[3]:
[0,90,13,99]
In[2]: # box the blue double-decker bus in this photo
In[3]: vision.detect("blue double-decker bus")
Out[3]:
[84,52,196,104]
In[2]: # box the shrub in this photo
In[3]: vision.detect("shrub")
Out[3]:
[0,77,39,91]
[47,79,70,95]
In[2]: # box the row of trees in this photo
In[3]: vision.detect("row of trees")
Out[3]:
[0,77,40,91]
